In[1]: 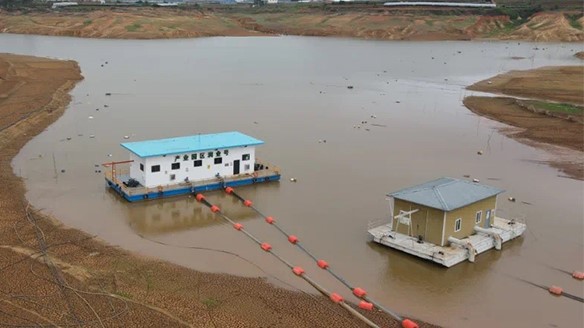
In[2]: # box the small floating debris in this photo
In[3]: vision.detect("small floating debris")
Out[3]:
[487,81,493,85]
[395,101,401,104]
[347,85,354,89]
[463,174,470,178]
[289,178,297,182]
[66,137,72,141]
[89,134,95,138]
[60,169,66,173]
[472,178,480,183]
[104,105,109,108]
[508,197,516,202]
[107,154,113,157]
[370,114,377,119]
[477,150,483,155]
[123,135,130,139]
[105,93,111,96]
[88,116,94,119]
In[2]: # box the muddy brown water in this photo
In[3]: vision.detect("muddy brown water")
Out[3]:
[4,34,583,327]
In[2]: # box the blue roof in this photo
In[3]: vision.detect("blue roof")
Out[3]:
[388,177,503,212]
[121,131,264,158]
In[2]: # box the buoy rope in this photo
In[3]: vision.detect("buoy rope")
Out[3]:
[195,194,381,328]
[224,188,413,325]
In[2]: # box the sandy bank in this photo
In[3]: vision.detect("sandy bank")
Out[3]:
[464,66,583,180]
[0,53,438,327]
[0,7,582,42]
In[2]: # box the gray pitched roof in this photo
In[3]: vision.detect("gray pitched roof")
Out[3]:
[388,177,503,212]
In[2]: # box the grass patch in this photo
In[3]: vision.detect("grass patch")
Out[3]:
[202,297,220,309]
[114,290,133,299]
[125,22,142,32]
[565,14,583,30]
[529,101,583,115]
[83,19,92,26]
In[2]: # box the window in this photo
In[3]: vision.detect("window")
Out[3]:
[475,211,482,224]
[242,154,250,161]
[170,174,176,181]
[455,218,462,232]
[194,160,202,167]
[200,152,205,159]
[140,163,144,171]
[207,151,214,158]
[214,157,222,164]
[244,164,250,171]
[223,149,229,156]
[183,154,189,161]
[215,150,221,157]
[171,163,180,170]
[151,165,160,173]
[191,153,197,160]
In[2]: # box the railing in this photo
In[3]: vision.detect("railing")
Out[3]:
[367,218,389,230]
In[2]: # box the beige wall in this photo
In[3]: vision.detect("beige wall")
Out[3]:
[444,196,497,241]
[392,199,444,245]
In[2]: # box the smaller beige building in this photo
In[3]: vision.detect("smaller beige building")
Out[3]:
[388,177,503,246]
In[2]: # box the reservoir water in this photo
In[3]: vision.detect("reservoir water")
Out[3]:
[3,34,583,327]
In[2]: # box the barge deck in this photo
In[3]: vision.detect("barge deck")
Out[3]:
[368,217,526,267]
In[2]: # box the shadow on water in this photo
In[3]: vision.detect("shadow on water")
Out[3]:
[106,182,282,236]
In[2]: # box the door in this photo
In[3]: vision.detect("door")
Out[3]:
[233,160,240,175]
[485,209,491,228]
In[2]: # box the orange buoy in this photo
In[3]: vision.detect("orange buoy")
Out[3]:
[402,319,419,328]
[330,293,343,303]
[243,200,253,207]
[358,300,373,311]
[572,271,584,280]
[549,285,563,296]
[317,259,329,269]
[265,216,275,224]
[225,187,234,194]
[288,235,299,244]
[353,287,367,298]
[261,243,272,252]
[195,194,205,202]
[292,266,305,276]
[210,205,220,213]
[233,223,243,231]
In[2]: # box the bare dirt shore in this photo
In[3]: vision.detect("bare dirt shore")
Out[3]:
[464,66,583,180]
[0,6,583,42]
[0,53,438,327]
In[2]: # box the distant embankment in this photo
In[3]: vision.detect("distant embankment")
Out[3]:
[383,1,497,8]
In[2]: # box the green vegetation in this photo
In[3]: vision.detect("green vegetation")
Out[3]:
[114,290,133,299]
[202,297,220,309]
[83,19,92,26]
[565,14,583,29]
[529,101,583,115]
[125,22,142,32]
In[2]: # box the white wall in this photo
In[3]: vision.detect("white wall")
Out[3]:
[133,146,256,188]
[128,153,146,186]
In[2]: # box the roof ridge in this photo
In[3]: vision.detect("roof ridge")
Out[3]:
[432,186,449,211]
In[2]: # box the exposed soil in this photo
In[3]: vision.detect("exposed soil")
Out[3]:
[576,51,584,59]
[464,66,584,180]
[0,7,582,42]
[0,53,438,327]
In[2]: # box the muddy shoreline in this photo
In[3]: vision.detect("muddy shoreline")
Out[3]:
[464,66,584,180]
[0,54,438,327]
[0,7,583,42]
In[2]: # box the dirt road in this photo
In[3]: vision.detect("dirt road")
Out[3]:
[464,66,583,180]
[0,53,436,328]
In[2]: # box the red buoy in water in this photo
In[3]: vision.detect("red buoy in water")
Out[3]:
[288,235,299,244]
[353,287,367,298]
[261,243,272,252]
[210,205,220,213]
[402,319,419,328]
[224,187,234,194]
[317,259,329,269]
[358,301,373,311]
[292,266,305,276]
[265,216,275,224]
[572,271,584,280]
[195,194,205,202]
[549,285,563,296]
[243,200,253,207]
[233,223,243,231]
[330,293,343,303]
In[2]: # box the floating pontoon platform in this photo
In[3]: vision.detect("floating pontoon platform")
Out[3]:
[105,162,280,202]
[368,217,526,267]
